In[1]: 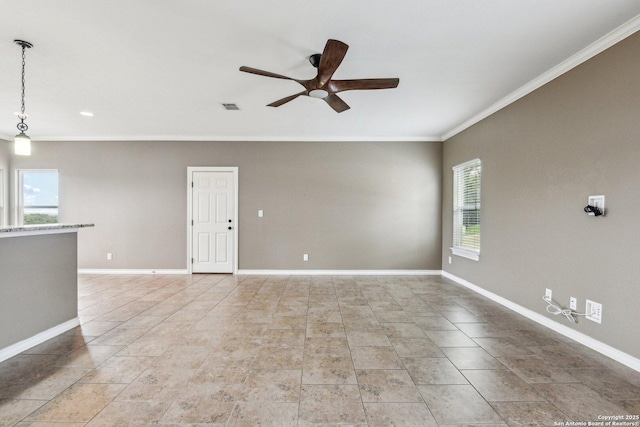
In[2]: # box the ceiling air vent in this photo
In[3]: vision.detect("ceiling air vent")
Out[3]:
[221,103,240,111]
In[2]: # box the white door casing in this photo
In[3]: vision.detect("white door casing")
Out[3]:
[188,167,238,273]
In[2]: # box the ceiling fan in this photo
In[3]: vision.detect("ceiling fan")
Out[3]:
[239,39,399,113]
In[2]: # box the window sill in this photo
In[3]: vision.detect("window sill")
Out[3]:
[450,247,480,261]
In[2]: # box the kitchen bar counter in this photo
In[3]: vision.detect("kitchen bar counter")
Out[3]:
[0,223,94,237]
[0,223,94,362]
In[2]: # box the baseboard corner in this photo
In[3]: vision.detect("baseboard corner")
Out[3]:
[0,317,80,364]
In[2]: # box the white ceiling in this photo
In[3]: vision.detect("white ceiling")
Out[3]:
[1,1,639,142]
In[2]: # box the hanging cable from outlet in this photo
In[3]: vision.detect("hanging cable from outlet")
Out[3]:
[542,296,591,323]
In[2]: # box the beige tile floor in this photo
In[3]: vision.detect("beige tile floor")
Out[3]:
[1,274,639,426]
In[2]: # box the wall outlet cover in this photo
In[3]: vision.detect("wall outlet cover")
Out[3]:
[585,299,602,324]
[545,288,552,300]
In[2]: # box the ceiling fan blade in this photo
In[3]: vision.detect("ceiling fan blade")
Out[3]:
[267,91,307,107]
[324,94,350,113]
[317,39,349,86]
[329,78,400,93]
[239,66,294,81]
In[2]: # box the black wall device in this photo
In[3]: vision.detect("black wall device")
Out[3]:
[584,205,603,216]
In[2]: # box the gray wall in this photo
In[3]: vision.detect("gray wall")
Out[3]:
[0,233,78,349]
[10,140,442,270]
[442,32,640,358]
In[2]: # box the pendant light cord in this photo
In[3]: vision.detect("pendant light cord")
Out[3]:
[15,40,32,133]
[20,44,27,117]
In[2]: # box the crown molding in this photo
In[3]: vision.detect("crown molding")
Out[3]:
[29,135,442,143]
[441,14,640,141]
[6,16,639,145]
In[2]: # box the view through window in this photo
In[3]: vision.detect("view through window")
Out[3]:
[20,170,59,225]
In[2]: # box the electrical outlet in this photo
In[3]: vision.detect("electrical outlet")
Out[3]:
[448,256,452,264]
[303,254,309,261]
[545,288,552,300]
[107,252,113,261]
[570,297,577,311]
[585,299,602,324]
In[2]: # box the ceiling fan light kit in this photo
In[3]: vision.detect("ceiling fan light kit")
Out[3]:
[309,89,329,99]
[240,39,399,113]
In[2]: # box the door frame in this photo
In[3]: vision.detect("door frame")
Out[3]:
[187,166,239,274]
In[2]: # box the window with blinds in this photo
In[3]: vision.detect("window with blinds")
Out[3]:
[452,159,481,260]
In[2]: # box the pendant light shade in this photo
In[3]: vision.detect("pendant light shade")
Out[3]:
[14,132,31,156]
[14,39,33,156]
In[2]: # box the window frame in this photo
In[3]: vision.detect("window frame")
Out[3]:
[0,169,4,227]
[451,158,481,261]
[16,169,60,226]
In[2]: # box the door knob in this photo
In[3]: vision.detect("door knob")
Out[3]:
[228,219,232,223]
[228,226,233,230]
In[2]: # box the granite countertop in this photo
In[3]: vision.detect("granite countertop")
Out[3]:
[0,223,94,235]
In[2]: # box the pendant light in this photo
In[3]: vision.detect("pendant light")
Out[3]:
[14,40,33,156]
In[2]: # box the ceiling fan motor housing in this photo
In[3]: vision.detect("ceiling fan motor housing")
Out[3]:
[309,53,322,68]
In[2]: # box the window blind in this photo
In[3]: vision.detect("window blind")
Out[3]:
[453,159,481,255]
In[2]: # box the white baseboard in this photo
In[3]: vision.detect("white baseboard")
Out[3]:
[78,269,188,275]
[236,269,443,276]
[0,317,80,364]
[442,271,640,373]
[79,269,440,276]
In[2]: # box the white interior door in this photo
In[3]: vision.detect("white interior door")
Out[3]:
[191,170,235,273]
